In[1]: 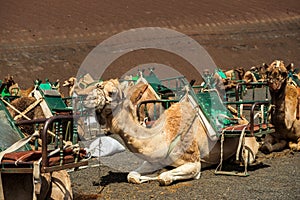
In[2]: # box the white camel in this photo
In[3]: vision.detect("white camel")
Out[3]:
[84,79,259,185]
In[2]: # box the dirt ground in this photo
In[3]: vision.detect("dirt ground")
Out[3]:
[69,150,300,200]
[0,1,299,199]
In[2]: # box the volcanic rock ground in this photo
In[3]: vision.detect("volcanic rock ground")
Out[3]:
[0,1,299,199]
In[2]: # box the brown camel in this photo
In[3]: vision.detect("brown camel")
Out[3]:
[260,60,300,153]
[243,64,268,84]
[84,79,259,185]
[0,75,35,97]
[224,67,245,82]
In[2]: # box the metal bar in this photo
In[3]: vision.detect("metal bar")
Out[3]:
[15,118,48,125]
[215,171,249,177]
[250,101,271,136]
[41,115,77,169]
[41,160,88,173]
[136,99,179,120]
[0,168,33,174]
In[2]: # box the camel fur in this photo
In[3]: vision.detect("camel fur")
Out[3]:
[85,79,259,185]
[261,60,300,153]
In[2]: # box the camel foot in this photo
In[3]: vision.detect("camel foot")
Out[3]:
[127,171,142,184]
[289,142,300,151]
[127,171,157,184]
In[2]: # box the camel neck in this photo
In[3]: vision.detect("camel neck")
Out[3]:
[110,100,166,153]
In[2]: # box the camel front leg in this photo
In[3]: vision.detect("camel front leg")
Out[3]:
[127,161,162,184]
[157,161,201,186]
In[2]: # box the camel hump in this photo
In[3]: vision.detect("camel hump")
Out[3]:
[164,102,197,141]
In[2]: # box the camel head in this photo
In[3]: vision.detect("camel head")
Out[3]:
[266,60,288,92]
[1,75,16,92]
[63,77,76,88]
[258,63,269,81]
[84,79,121,108]
[83,79,124,126]
[234,67,245,80]
[63,77,77,96]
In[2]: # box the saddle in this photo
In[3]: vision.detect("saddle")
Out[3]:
[1,148,87,167]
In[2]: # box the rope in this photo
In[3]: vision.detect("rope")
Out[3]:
[165,112,198,158]
[215,131,225,173]
[14,99,43,120]
[1,98,31,120]
[236,125,247,161]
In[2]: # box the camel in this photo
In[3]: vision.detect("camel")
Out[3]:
[0,75,17,96]
[243,65,268,84]
[63,77,77,97]
[63,74,97,97]
[224,67,245,82]
[84,79,259,185]
[0,75,35,98]
[260,60,300,153]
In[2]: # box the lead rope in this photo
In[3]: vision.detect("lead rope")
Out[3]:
[236,125,247,161]
[215,131,225,173]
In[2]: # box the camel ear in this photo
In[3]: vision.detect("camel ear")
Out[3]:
[262,63,269,70]
[281,71,288,79]
[286,63,294,72]
[264,63,272,77]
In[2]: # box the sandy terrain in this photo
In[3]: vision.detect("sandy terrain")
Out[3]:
[0,0,299,92]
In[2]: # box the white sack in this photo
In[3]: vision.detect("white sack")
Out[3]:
[87,136,125,157]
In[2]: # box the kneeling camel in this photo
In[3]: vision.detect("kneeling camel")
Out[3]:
[261,60,300,153]
[84,79,259,185]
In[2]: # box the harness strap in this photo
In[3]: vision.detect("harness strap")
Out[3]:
[297,96,300,120]
[165,112,198,158]
[14,98,43,120]
[32,160,42,200]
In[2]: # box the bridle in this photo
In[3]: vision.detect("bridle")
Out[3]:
[93,82,125,118]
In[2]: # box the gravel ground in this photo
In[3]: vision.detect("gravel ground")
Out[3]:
[69,149,300,200]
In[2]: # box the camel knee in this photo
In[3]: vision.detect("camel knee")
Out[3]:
[158,162,201,186]
[260,142,273,154]
[261,139,287,153]
[263,134,275,144]
[157,172,173,186]
[261,134,276,154]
